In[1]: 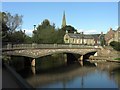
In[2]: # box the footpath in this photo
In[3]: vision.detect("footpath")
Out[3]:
[2,67,21,88]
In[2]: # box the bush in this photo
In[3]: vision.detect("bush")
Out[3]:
[110,41,120,51]
[114,58,120,60]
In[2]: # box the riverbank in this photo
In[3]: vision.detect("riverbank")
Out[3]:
[2,63,32,89]
[106,59,120,63]
[89,56,120,63]
[2,67,21,88]
[89,46,120,63]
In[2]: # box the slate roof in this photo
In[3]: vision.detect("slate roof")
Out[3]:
[67,33,82,38]
[67,33,96,39]
[116,27,120,31]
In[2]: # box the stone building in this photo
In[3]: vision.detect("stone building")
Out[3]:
[113,27,120,42]
[105,27,120,45]
[62,11,103,46]
[61,11,66,28]
[64,32,96,45]
[105,28,115,45]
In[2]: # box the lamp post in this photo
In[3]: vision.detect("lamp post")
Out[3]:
[82,32,84,45]
[33,25,36,43]
[34,25,36,31]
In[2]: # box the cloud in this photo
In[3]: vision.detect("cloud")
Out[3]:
[24,29,33,37]
[78,29,101,34]
[114,26,119,30]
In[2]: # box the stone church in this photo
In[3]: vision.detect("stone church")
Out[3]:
[62,11,100,45]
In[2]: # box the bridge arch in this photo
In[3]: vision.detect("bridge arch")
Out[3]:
[37,51,83,65]
[83,51,97,60]
[41,51,83,57]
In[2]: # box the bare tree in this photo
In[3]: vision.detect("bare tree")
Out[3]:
[1,12,23,42]
[6,12,23,33]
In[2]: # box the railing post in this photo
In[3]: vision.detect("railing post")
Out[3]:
[7,44,12,49]
[32,43,36,49]
[54,44,57,48]
[69,44,72,48]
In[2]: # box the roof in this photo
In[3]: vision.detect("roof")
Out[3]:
[67,33,95,39]
[89,34,100,40]
[116,27,120,31]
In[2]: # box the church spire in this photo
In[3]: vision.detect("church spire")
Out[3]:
[61,11,66,28]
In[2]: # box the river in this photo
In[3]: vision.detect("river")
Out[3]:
[10,54,120,89]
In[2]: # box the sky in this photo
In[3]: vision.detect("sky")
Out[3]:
[1,0,120,2]
[1,2,118,36]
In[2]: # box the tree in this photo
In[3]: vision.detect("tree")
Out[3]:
[55,29,65,43]
[5,12,23,33]
[32,19,65,44]
[99,34,106,46]
[61,25,77,33]
[0,12,9,39]
[33,19,53,43]
[1,12,23,44]
[110,41,120,51]
[8,30,26,44]
[41,19,50,27]
[24,35,32,44]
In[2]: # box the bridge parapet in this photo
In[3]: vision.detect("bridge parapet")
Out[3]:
[2,44,101,50]
[2,44,101,58]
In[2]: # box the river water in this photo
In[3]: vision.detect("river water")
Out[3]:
[11,55,120,89]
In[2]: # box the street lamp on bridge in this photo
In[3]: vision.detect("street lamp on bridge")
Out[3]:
[33,25,36,31]
[33,25,36,43]
[82,32,84,45]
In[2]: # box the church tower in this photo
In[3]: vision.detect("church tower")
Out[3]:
[61,11,66,28]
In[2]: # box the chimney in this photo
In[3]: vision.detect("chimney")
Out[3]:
[110,27,112,31]
[101,32,103,35]
[23,30,25,34]
[74,31,77,34]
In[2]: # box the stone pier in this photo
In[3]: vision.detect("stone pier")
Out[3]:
[80,55,83,61]
[64,54,67,64]
[31,59,35,67]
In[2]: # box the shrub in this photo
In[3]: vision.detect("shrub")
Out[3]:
[114,58,120,60]
[110,41,120,51]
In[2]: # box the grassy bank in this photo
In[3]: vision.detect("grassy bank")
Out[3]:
[114,58,120,60]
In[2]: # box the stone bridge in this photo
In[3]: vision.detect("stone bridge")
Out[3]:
[2,44,101,58]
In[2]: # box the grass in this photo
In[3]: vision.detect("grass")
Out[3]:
[114,58,120,60]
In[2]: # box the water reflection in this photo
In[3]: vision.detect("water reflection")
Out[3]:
[24,62,120,88]
[31,67,36,75]
[10,54,120,88]
[26,64,96,88]
[107,65,120,88]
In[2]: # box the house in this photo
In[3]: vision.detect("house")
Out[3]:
[113,27,120,42]
[105,27,120,45]
[92,34,100,45]
[105,28,115,45]
[64,32,97,45]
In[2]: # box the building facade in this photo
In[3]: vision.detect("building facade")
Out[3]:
[113,27,120,42]
[105,27,120,45]
[64,32,95,45]
[105,28,115,45]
